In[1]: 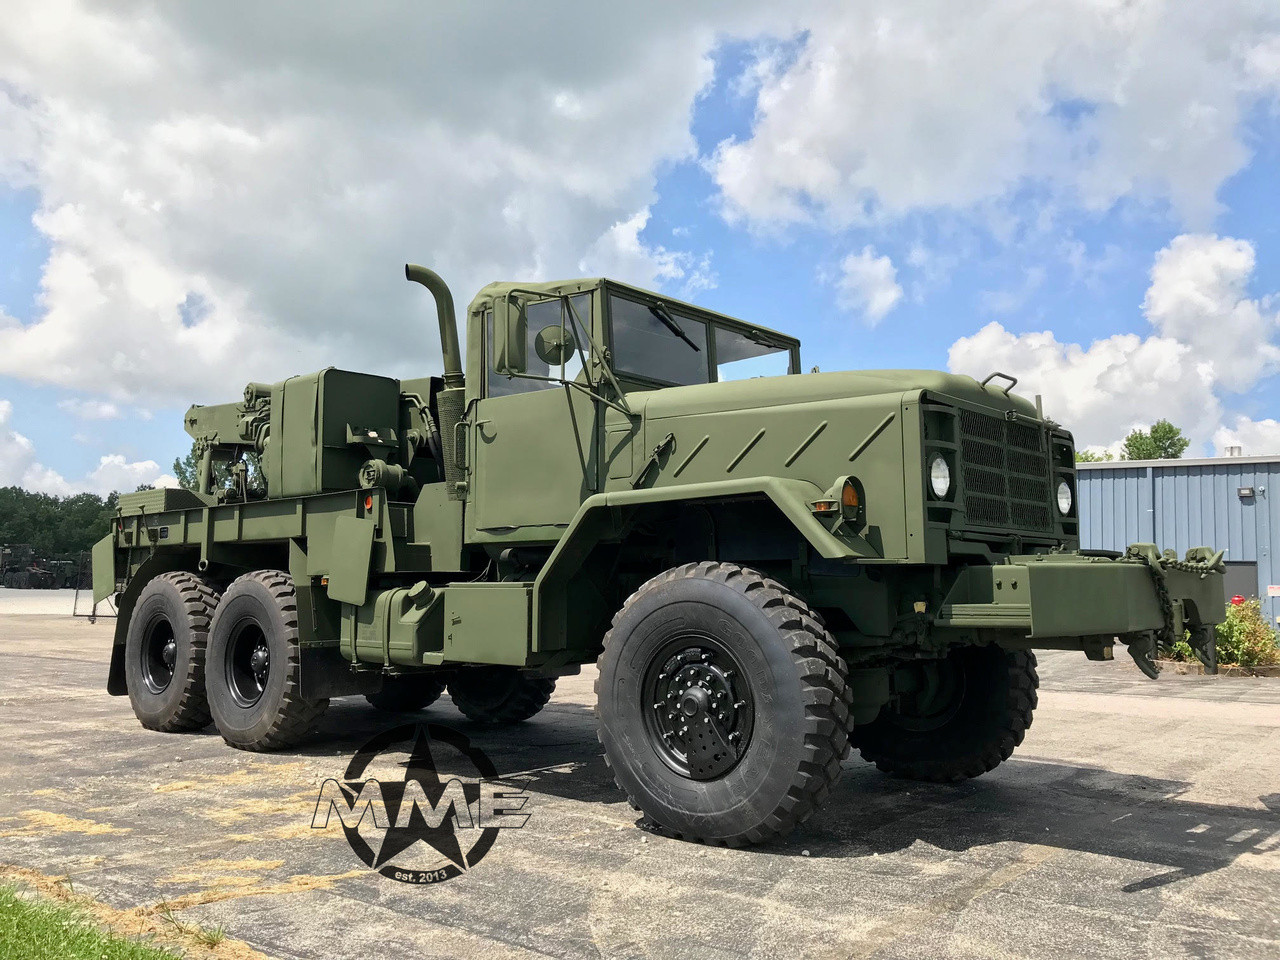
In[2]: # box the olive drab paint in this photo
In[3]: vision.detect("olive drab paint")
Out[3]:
[97,265,1226,728]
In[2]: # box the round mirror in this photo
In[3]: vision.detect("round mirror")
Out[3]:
[534,324,577,366]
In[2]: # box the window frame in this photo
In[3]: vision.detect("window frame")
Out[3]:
[483,291,594,400]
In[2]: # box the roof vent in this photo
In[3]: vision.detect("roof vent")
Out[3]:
[1225,445,1244,457]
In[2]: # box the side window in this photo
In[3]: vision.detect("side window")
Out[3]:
[609,295,709,386]
[486,295,588,398]
[714,327,791,381]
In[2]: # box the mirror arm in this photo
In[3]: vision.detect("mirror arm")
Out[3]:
[562,294,632,416]
[494,369,634,419]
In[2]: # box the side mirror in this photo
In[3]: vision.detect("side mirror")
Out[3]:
[534,323,576,367]
[493,293,527,375]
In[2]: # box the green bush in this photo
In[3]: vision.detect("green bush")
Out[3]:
[1168,599,1280,669]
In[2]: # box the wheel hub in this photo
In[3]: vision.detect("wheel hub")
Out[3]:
[227,621,272,707]
[141,618,178,694]
[645,642,754,781]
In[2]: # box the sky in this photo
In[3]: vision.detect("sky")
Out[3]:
[1,1,1279,495]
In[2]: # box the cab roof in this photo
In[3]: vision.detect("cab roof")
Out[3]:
[468,278,799,350]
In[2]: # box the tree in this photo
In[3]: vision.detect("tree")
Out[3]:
[1075,449,1114,463]
[173,440,263,494]
[0,487,117,558]
[172,445,200,490]
[1121,419,1190,461]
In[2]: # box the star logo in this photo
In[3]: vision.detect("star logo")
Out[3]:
[312,723,529,884]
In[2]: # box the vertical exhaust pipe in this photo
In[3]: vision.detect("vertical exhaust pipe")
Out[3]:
[404,263,467,497]
[405,264,465,391]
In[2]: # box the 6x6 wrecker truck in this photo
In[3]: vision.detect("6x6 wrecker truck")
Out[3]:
[95,264,1226,845]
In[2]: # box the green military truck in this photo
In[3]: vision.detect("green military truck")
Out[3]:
[94,265,1225,845]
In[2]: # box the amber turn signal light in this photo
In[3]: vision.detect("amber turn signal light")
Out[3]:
[841,480,859,510]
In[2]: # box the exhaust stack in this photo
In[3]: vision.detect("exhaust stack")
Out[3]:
[405,263,464,390]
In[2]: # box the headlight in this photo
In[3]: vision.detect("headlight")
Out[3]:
[1056,480,1073,515]
[929,455,951,498]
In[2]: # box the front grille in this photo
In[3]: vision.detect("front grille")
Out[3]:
[958,409,1051,533]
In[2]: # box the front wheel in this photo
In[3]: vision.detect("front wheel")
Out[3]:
[205,570,328,751]
[596,562,853,846]
[854,646,1037,782]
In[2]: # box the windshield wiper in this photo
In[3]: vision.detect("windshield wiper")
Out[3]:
[649,303,701,352]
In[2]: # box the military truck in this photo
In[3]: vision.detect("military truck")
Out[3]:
[94,265,1226,845]
[3,544,57,589]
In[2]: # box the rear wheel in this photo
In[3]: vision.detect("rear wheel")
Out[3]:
[206,570,328,751]
[447,667,555,724]
[123,572,220,732]
[854,646,1037,782]
[596,562,853,846]
[365,676,447,713]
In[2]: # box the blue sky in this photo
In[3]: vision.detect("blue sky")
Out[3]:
[1,4,1279,493]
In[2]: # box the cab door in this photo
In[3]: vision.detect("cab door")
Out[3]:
[469,296,600,536]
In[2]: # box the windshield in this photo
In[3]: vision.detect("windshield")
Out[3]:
[609,292,794,386]
[715,326,791,381]
[609,295,709,385]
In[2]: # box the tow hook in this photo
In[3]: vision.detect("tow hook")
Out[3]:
[1127,634,1162,680]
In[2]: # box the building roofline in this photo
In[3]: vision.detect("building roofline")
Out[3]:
[1076,455,1280,470]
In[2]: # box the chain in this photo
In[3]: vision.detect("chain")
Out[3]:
[1129,551,1176,650]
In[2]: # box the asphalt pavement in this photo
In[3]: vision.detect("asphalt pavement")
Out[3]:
[1,612,1277,959]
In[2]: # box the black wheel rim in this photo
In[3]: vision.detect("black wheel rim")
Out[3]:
[641,634,754,781]
[226,619,271,707]
[141,616,178,695]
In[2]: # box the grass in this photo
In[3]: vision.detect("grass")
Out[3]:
[156,902,227,946]
[0,883,182,960]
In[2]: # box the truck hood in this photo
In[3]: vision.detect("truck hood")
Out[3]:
[633,369,1039,420]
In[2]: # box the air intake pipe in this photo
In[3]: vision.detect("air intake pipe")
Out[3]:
[405,264,464,391]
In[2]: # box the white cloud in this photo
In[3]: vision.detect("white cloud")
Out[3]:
[57,397,122,420]
[1142,234,1280,392]
[85,455,178,494]
[835,246,903,324]
[0,398,173,495]
[714,4,1280,228]
[1213,416,1280,456]
[0,1,787,407]
[948,322,1221,448]
[949,233,1280,450]
[578,209,716,294]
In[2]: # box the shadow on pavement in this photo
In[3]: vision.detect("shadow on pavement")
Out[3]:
[290,695,1278,894]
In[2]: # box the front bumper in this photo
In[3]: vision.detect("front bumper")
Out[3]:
[935,546,1225,640]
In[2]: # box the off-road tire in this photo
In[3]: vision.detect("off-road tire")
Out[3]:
[365,676,448,713]
[206,570,328,751]
[123,571,220,732]
[596,561,854,846]
[447,668,556,724]
[854,646,1037,782]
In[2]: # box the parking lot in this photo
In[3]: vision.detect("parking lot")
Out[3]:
[1,610,1277,959]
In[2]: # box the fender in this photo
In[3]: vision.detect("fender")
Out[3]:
[531,476,877,654]
[105,550,200,696]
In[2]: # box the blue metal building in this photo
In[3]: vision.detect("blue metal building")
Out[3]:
[1077,455,1280,624]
